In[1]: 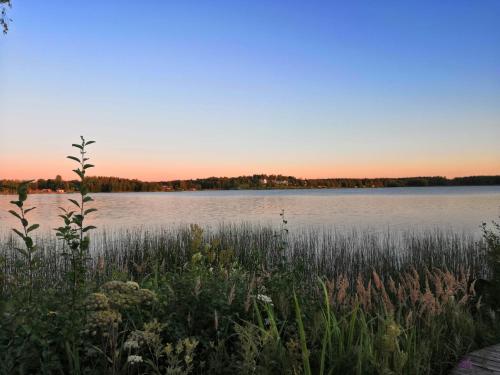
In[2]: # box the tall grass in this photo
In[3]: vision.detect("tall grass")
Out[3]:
[1,224,497,374]
[0,225,487,295]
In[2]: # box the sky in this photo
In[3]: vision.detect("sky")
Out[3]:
[1,1,499,181]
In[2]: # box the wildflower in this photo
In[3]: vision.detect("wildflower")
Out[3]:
[138,288,158,305]
[176,340,184,354]
[100,280,157,308]
[85,293,110,311]
[191,252,203,263]
[387,321,401,337]
[127,355,143,364]
[123,339,139,350]
[380,320,401,353]
[183,338,198,352]
[164,343,174,355]
[126,281,140,290]
[256,294,273,305]
[84,309,122,336]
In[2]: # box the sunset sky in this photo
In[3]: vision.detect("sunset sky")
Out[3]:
[1,1,499,181]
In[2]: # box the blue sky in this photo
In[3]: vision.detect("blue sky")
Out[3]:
[1,0,499,180]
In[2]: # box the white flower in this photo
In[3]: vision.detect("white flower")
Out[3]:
[127,355,143,364]
[124,339,139,350]
[256,294,273,305]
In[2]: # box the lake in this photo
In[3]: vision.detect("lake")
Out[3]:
[1,186,499,235]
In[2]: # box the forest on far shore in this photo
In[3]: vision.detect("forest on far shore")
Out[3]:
[1,174,500,194]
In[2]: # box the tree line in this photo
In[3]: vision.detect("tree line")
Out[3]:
[0,176,163,194]
[1,174,500,194]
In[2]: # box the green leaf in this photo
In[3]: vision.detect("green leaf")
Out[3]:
[24,237,34,248]
[12,228,25,239]
[85,140,96,146]
[14,247,29,258]
[83,164,94,169]
[72,144,83,150]
[83,225,96,232]
[83,196,93,203]
[21,218,28,227]
[19,191,28,202]
[72,215,83,226]
[73,169,85,179]
[68,199,80,208]
[27,224,39,233]
[58,214,71,225]
[10,200,22,208]
[67,156,81,163]
[24,207,36,214]
[84,208,98,215]
[8,210,21,220]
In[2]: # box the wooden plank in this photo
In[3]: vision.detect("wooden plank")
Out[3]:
[452,344,500,374]
[468,354,500,369]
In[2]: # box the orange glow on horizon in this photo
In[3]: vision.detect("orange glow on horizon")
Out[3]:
[1,156,499,181]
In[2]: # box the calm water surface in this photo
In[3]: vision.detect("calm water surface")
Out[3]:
[1,186,499,235]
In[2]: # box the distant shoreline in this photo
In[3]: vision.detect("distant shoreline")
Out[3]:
[1,183,500,196]
[2,174,500,195]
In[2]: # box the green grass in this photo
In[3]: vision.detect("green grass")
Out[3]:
[0,224,498,374]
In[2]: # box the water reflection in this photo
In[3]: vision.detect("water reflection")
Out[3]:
[1,186,499,235]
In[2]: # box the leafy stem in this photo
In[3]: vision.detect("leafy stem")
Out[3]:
[55,136,96,303]
[8,180,39,302]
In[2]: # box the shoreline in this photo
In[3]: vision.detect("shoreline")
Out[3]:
[1,184,500,196]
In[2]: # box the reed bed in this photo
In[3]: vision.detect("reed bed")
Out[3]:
[0,224,487,294]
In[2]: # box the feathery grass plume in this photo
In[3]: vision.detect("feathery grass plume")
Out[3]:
[336,274,349,305]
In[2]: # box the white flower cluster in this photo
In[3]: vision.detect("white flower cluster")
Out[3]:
[123,339,139,350]
[127,355,143,364]
[256,294,273,305]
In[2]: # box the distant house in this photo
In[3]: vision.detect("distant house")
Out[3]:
[274,180,289,186]
[260,178,268,185]
[56,189,65,193]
